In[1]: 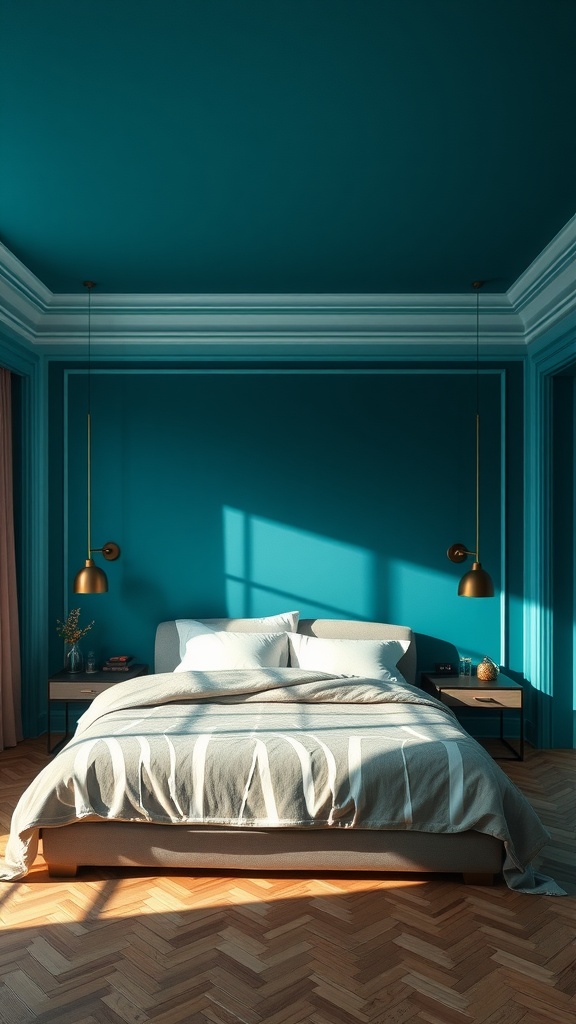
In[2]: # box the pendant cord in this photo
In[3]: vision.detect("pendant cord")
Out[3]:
[83,281,95,561]
[476,412,480,563]
[475,285,481,563]
[475,288,480,419]
[87,284,92,418]
[87,411,91,559]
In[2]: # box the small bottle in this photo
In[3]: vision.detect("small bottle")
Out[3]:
[86,651,97,674]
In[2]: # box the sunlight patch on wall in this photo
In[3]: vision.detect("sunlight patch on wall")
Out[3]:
[223,507,374,619]
[523,597,552,695]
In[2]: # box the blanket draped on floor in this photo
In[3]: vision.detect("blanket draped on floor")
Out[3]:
[0,668,565,893]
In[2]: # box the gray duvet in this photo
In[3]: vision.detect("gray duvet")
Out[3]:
[0,669,565,893]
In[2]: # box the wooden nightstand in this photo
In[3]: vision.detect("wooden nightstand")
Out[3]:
[48,664,148,754]
[421,672,524,761]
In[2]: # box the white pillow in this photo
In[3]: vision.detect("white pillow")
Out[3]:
[288,633,410,683]
[175,611,300,660]
[175,630,290,671]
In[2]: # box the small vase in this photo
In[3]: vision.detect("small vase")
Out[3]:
[476,656,498,681]
[65,643,84,674]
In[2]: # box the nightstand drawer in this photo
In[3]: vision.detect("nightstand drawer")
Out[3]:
[49,680,117,700]
[440,688,522,710]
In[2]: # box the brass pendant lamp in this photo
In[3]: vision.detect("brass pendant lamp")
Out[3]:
[73,281,120,594]
[447,281,494,598]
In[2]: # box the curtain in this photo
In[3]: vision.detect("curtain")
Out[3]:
[0,368,23,749]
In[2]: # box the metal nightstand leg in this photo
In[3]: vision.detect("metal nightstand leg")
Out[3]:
[48,700,72,755]
[498,707,524,761]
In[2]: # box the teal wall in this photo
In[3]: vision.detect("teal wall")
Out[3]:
[45,363,524,719]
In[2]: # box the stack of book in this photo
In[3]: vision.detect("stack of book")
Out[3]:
[102,655,135,672]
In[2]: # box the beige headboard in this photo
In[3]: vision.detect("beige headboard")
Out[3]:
[155,617,416,684]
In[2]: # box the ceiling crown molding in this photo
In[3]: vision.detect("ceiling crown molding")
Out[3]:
[0,242,51,345]
[507,213,576,344]
[3,220,575,352]
[0,251,523,352]
[30,290,521,351]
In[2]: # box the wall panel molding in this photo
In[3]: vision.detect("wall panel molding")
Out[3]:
[62,365,508,681]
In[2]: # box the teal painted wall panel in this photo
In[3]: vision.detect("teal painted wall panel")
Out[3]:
[552,374,575,747]
[2,335,49,739]
[49,368,509,684]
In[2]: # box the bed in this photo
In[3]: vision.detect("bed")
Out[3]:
[0,615,564,893]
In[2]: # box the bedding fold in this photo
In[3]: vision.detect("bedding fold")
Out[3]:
[75,668,453,731]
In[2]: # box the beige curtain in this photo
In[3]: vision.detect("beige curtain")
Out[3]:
[0,368,23,749]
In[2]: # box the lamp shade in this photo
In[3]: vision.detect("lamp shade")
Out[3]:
[457,561,494,598]
[73,558,109,594]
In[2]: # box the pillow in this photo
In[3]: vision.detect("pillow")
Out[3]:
[175,611,299,660]
[288,633,410,683]
[175,630,290,672]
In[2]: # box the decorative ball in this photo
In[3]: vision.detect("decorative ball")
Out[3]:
[476,656,498,681]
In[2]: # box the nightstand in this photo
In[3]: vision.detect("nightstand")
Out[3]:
[48,664,148,754]
[421,672,524,761]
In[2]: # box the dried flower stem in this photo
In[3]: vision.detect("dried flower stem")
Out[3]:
[56,607,94,646]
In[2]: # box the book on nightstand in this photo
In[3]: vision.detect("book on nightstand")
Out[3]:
[102,655,135,672]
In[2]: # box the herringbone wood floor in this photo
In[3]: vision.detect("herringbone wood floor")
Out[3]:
[0,739,574,1024]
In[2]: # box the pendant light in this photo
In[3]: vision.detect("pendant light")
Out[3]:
[73,281,120,594]
[447,281,494,598]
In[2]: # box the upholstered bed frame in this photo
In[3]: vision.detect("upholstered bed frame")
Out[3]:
[42,618,504,883]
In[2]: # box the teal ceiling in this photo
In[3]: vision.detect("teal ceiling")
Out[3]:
[1,0,575,295]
